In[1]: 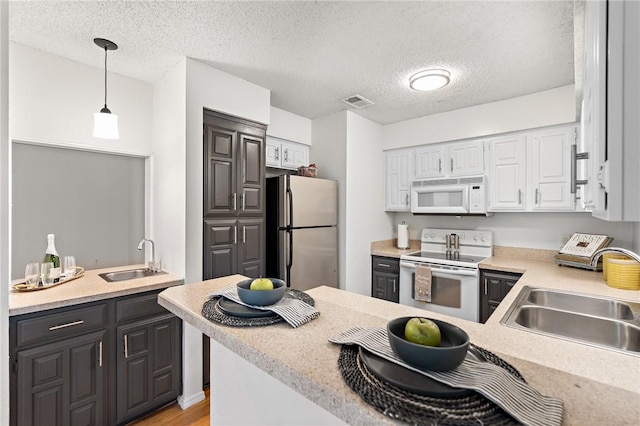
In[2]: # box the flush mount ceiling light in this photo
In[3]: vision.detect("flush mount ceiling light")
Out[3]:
[409,69,451,91]
[93,38,119,140]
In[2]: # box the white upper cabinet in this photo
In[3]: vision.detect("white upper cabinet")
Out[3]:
[413,145,444,179]
[447,140,485,177]
[385,149,413,211]
[487,135,527,210]
[266,136,309,170]
[527,127,575,211]
[487,124,579,212]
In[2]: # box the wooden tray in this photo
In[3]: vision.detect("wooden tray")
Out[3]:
[12,267,85,292]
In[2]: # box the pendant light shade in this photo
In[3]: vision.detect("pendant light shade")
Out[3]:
[93,38,119,139]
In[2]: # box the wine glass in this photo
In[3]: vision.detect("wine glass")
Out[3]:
[25,263,40,287]
[63,256,76,278]
[41,262,54,286]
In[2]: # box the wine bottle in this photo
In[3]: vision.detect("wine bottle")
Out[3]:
[43,234,61,283]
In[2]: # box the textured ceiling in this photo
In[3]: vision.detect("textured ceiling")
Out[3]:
[8,1,577,125]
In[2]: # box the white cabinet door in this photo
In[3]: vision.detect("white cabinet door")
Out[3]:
[281,141,308,170]
[448,140,485,176]
[266,137,309,170]
[385,149,412,211]
[487,135,526,211]
[527,127,575,211]
[265,140,280,168]
[414,145,444,179]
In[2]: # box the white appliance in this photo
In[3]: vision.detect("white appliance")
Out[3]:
[410,176,488,215]
[399,228,493,322]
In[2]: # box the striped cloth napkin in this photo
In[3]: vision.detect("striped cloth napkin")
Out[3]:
[209,286,319,328]
[329,327,563,426]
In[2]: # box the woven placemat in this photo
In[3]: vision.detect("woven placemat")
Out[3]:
[202,289,315,327]
[338,344,524,425]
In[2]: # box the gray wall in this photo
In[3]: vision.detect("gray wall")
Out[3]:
[12,143,145,278]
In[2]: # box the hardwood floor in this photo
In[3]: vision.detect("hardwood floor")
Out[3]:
[128,388,210,426]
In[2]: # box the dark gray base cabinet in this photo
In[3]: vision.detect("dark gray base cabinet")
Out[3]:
[371,256,400,303]
[10,289,182,426]
[479,269,522,323]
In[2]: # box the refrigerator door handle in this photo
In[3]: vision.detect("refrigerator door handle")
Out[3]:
[287,187,294,228]
[285,229,293,287]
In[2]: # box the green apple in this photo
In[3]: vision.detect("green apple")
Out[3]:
[250,277,274,291]
[404,318,441,347]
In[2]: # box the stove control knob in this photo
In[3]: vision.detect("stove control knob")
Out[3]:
[429,233,436,239]
[473,235,479,241]
[481,236,487,242]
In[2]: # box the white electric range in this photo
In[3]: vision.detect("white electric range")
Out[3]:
[399,228,493,322]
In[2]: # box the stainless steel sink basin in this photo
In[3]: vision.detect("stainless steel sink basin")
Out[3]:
[501,286,640,355]
[526,288,635,320]
[99,268,166,282]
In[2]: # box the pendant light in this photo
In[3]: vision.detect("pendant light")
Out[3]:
[93,38,119,139]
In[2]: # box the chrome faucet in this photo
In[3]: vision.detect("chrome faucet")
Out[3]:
[137,238,161,272]
[589,247,640,268]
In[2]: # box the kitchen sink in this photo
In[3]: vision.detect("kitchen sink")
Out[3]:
[525,288,635,320]
[501,286,640,355]
[99,268,166,282]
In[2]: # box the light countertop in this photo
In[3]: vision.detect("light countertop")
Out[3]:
[9,264,184,316]
[159,268,640,425]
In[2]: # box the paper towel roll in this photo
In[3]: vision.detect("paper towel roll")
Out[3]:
[397,223,409,249]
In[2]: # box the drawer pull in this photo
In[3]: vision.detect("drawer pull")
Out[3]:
[378,263,391,268]
[99,341,103,367]
[124,335,129,359]
[49,320,84,331]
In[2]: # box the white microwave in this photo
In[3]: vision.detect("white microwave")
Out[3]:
[411,176,488,215]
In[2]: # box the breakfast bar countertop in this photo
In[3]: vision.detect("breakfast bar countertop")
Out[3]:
[9,264,184,316]
[159,273,640,425]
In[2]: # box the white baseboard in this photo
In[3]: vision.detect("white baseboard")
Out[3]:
[177,390,206,410]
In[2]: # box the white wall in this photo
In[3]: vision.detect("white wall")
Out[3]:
[152,59,187,277]
[345,112,393,295]
[9,43,153,156]
[311,112,347,287]
[383,85,576,150]
[394,212,635,251]
[0,3,10,424]
[267,106,312,145]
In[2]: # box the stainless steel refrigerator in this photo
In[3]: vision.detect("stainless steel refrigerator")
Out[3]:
[266,175,338,291]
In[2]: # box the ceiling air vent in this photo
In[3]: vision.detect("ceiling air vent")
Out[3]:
[342,94,374,109]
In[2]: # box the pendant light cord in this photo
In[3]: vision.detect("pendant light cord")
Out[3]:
[104,46,108,108]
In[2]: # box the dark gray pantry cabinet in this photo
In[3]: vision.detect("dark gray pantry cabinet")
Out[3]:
[203,109,266,280]
[9,289,182,426]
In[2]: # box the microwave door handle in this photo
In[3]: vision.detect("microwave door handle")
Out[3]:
[400,262,478,277]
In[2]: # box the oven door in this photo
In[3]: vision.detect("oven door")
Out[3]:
[411,184,469,214]
[399,260,479,322]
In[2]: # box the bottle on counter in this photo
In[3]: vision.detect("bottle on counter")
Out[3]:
[43,233,61,283]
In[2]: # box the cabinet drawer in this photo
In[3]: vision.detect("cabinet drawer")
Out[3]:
[116,291,167,323]
[16,304,108,347]
[372,256,400,274]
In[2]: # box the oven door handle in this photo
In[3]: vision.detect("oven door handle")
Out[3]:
[400,261,478,277]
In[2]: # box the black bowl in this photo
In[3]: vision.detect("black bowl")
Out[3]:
[387,316,469,371]
[236,278,286,306]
